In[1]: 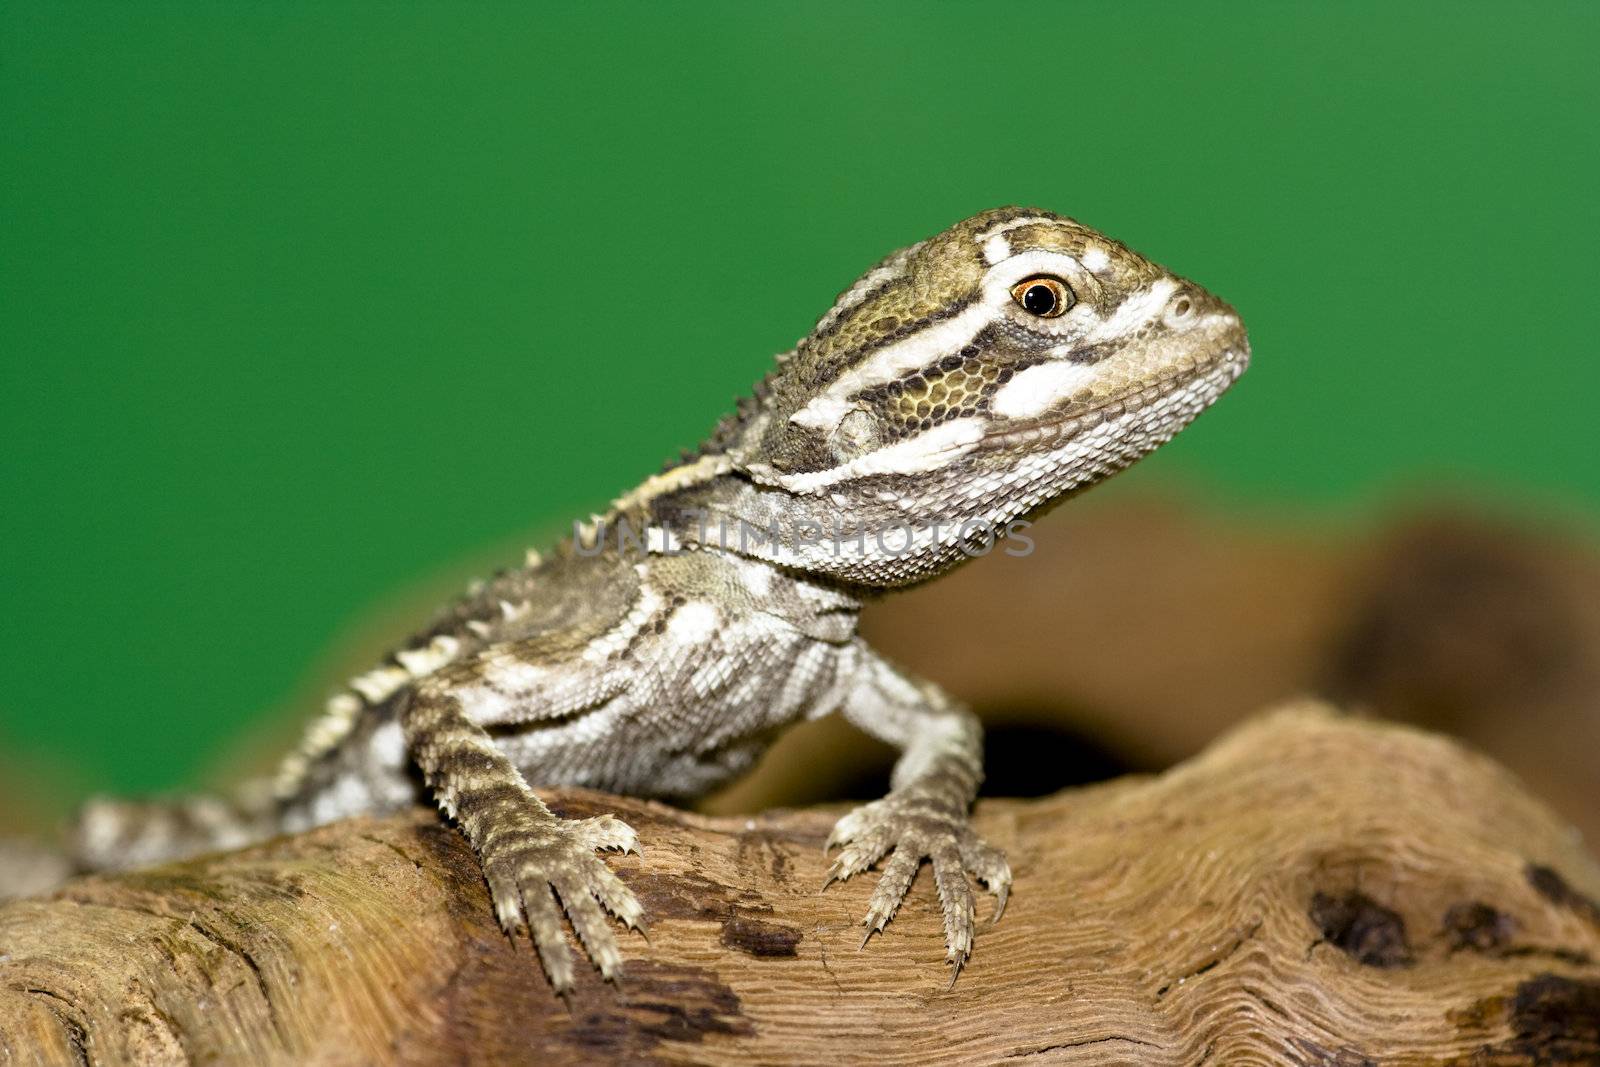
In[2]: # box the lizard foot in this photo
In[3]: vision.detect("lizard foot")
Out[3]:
[479,807,645,993]
[823,793,1010,978]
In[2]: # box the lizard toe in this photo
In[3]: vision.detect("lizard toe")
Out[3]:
[959,835,1012,923]
[859,847,922,945]
[932,845,976,970]
[518,878,578,994]
[585,859,646,931]
[575,813,640,854]
[555,872,625,981]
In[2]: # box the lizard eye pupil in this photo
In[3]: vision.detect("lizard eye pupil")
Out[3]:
[1022,285,1056,315]
[1010,276,1073,318]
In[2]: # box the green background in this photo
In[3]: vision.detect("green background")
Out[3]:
[2,3,1596,801]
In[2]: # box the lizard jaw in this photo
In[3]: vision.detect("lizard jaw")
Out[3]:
[977,345,1249,453]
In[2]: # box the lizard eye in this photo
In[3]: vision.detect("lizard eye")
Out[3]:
[1010,275,1074,318]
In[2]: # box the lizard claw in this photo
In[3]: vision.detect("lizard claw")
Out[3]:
[991,881,1010,925]
[576,813,642,855]
[822,792,1009,979]
[824,807,865,853]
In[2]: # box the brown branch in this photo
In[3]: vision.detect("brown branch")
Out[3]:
[3,704,1599,1065]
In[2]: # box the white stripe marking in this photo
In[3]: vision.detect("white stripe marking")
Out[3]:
[790,300,998,429]
[1087,280,1177,343]
[351,666,409,703]
[974,214,1061,243]
[666,601,721,644]
[765,418,985,493]
[990,248,1089,285]
[991,361,1099,419]
[981,234,1011,265]
[789,249,1096,433]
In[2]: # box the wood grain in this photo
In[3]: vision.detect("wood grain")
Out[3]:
[3,704,1598,1066]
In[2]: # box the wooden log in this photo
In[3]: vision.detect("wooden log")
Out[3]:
[2,703,1598,1065]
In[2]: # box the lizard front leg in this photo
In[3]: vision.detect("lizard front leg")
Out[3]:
[400,666,644,993]
[824,644,1011,979]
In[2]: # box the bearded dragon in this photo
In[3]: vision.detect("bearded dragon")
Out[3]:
[62,207,1249,993]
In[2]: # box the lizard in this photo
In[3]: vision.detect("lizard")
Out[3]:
[58,207,1250,994]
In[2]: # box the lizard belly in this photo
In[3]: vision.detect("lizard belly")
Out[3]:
[498,629,853,799]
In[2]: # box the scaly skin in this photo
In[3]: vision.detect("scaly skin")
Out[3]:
[65,207,1250,993]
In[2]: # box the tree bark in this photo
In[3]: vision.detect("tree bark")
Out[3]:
[3,703,1598,1066]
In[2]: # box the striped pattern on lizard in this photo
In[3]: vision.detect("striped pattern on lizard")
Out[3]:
[65,207,1250,994]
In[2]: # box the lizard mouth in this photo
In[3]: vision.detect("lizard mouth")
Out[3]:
[978,345,1249,452]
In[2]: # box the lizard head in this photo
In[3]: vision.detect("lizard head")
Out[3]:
[695,207,1249,586]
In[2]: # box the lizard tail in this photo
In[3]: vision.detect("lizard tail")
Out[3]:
[66,785,277,874]
[0,837,74,899]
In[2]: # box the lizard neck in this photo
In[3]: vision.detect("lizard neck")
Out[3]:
[633,468,1003,592]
